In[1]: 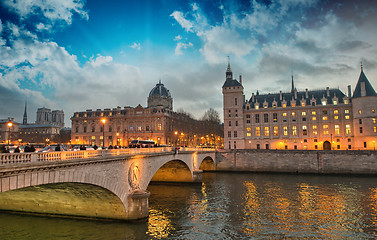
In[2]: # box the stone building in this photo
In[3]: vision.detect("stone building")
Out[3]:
[0,118,19,144]
[223,63,377,150]
[71,82,176,147]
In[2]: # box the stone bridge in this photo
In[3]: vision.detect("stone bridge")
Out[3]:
[0,148,216,220]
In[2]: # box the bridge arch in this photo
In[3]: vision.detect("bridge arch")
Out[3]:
[149,159,192,183]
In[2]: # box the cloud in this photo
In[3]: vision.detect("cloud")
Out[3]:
[174,35,182,41]
[130,42,141,50]
[2,0,88,30]
[170,11,194,32]
[175,42,193,56]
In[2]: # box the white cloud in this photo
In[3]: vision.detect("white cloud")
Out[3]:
[170,11,194,32]
[0,19,3,34]
[130,42,141,50]
[174,35,182,41]
[175,42,193,56]
[3,0,88,29]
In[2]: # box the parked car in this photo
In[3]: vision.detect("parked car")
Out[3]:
[38,145,67,152]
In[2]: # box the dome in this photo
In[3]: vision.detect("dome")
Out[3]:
[148,82,171,98]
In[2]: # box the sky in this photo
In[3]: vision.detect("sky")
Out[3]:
[0,0,377,127]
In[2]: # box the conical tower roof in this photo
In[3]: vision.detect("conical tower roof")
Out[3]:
[352,66,377,98]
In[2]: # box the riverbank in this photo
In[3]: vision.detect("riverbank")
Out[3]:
[216,149,377,175]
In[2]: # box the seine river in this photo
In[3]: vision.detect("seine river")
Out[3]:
[1,172,377,239]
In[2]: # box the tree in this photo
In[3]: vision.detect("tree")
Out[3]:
[201,108,221,124]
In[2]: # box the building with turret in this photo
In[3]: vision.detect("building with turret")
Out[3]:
[223,63,377,150]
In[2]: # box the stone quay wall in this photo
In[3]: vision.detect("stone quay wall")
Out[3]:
[216,149,377,174]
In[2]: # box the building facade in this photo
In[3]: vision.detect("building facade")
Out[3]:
[0,118,19,145]
[223,63,377,150]
[71,82,176,147]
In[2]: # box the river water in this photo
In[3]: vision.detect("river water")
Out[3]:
[1,172,377,239]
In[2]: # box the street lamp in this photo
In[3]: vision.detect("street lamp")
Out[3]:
[7,121,12,147]
[174,131,178,147]
[101,118,106,148]
[373,140,376,151]
[116,132,120,146]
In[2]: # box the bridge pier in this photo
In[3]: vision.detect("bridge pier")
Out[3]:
[192,170,203,183]
[126,189,150,220]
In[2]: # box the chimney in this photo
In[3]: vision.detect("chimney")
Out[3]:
[239,75,242,85]
[294,88,297,99]
[305,88,308,98]
[279,91,283,101]
[326,87,330,97]
[252,93,255,102]
[347,85,351,98]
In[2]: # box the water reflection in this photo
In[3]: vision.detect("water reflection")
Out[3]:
[1,173,377,239]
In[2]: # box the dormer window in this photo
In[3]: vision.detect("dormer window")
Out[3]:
[322,100,326,105]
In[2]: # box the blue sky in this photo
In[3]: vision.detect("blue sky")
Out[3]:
[0,0,376,126]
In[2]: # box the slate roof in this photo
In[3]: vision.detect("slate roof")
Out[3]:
[248,88,348,108]
[149,82,171,98]
[352,70,377,98]
[222,79,243,88]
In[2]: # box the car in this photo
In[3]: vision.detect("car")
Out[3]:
[38,145,66,152]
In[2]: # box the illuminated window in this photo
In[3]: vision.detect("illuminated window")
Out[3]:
[345,109,349,114]
[292,112,296,116]
[323,116,328,120]
[313,125,317,129]
[323,124,329,129]
[344,99,349,104]
[302,111,306,116]
[91,136,95,139]
[373,118,376,124]
[333,100,337,105]
[322,100,327,105]
[283,112,287,116]
[335,125,340,135]
[312,116,316,121]
[157,124,162,131]
[346,124,351,134]
[273,113,278,122]
[247,132,251,137]
[312,111,316,115]
[324,130,329,135]
[283,126,288,136]
[303,126,307,135]
[283,103,286,108]
[292,126,297,135]
[334,116,338,120]
[374,126,377,133]
[313,130,318,135]
[256,127,260,136]
[301,102,305,107]
[137,126,142,131]
[334,110,338,114]
[255,105,259,110]
[292,103,296,107]
[345,115,350,119]
[264,127,269,136]
[359,110,362,114]
[274,126,278,136]
[373,109,375,113]
[246,127,251,131]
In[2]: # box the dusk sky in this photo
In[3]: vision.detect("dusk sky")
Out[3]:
[0,0,376,126]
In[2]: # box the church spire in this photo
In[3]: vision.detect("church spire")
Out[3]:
[291,74,295,93]
[226,56,233,80]
[23,100,27,125]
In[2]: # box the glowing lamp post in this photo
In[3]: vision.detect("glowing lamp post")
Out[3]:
[7,121,12,147]
[373,141,376,151]
[101,118,106,148]
[174,131,178,147]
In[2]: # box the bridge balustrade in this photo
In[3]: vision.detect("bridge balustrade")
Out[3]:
[0,147,216,165]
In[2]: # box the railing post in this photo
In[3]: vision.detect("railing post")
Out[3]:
[31,153,38,162]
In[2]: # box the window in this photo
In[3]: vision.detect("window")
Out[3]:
[292,126,297,135]
[264,114,269,123]
[373,109,375,113]
[273,113,278,122]
[312,117,317,121]
[323,116,328,120]
[315,145,318,150]
[246,114,250,119]
[292,112,296,117]
[229,121,231,126]
[255,114,260,123]
[337,145,340,149]
[373,118,376,124]
[274,126,278,136]
[283,126,288,136]
[264,127,269,136]
[246,127,251,131]
[324,130,329,135]
[334,116,338,120]
[364,142,367,148]
[246,120,251,124]
[334,101,338,105]
[345,109,349,114]
[83,126,87,133]
[228,131,231,137]
[374,126,377,133]
[359,119,362,124]
[146,126,150,131]
[100,126,104,132]
[359,110,362,114]
[130,125,134,131]
[256,127,260,136]
[312,111,316,115]
[322,100,327,105]
[334,110,338,114]
[109,126,112,132]
[345,115,350,120]
[335,125,340,135]
[348,145,351,149]
[323,124,328,129]
[236,121,238,126]
[235,98,238,106]
[346,124,351,134]
[255,105,259,110]
[283,103,287,108]
[303,126,307,135]
[257,144,260,149]
[302,111,306,116]
[283,112,287,116]
[302,117,306,122]
[76,127,79,133]
[234,131,237,137]
[360,127,363,133]
[247,133,251,137]
[92,126,95,132]
[157,123,162,131]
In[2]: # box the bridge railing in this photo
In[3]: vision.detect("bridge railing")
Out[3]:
[0,147,216,165]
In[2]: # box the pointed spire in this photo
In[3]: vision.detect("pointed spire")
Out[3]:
[352,66,377,98]
[291,74,295,93]
[158,79,161,84]
[361,61,363,72]
[23,100,27,125]
[226,56,233,80]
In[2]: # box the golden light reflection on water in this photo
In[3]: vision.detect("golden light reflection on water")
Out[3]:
[147,208,174,239]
